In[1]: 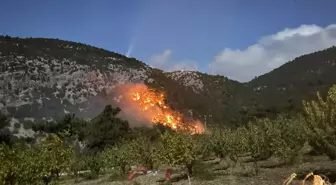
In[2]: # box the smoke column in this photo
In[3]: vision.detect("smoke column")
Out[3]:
[126,37,135,57]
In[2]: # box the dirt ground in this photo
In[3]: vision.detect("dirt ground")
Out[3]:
[61,155,336,185]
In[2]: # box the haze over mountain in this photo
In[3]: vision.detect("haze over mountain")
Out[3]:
[2,0,336,82]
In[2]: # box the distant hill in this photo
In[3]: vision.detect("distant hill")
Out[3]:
[0,36,255,138]
[1,35,335,138]
[247,46,336,117]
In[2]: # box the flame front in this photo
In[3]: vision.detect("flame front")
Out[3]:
[127,84,204,134]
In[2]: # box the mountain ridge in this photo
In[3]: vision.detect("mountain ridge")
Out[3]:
[1,35,336,139]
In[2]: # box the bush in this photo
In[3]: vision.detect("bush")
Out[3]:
[23,121,33,130]
[0,135,74,185]
[12,128,19,134]
[193,161,216,181]
[83,153,104,177]
[14,122,21,129]
[154,131,199,176]
[82,170,99,180]
[245,115,306,165]
[0,112,10,130]
[271,115,306,164]
[302,85,336,160]
[208,127,247,164]
[101,140,134,175]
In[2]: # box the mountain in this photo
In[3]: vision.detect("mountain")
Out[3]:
[1,35,335,138]
[0,36,254,138]
[247,46,336,117]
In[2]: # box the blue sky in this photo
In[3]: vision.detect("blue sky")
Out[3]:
[1,0,336,82]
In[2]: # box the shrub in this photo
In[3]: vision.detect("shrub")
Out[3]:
[12,128,19,134]
[193,161,216,181]
[208,127,247,163]
[245,115,306,165]
[302,85,336,160]
[14,122,21,129]
[23,121,33,130]
[271,115,306,164]
[0,134,74,185]
[0,112,10,130]
[154,131,199,176]
[101,140,134,175]
[36,134,75,182]
[83,153,104,178]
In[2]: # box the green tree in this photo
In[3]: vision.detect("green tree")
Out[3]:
[84,105,130,152]
[0,112,11,145]
[0,141,53,185]
[154,131,199,176]
[0,142,25,185]
[69,153,86,183]
[245,119,275,175]
[208,128,247,163]
[245,118,278,162]
[0,112,9,130]
[101,140,135,175]
[245,115,306,175]
[270,115,306,164]
[302,85,336,160]
[128,137,157,169]
[83,153,104,179]
[32,114,87,140]
[36,134,74,184]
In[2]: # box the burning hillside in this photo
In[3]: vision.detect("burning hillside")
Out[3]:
[114,83,204,134]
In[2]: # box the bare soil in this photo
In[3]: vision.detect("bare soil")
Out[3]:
[61,155,336,185]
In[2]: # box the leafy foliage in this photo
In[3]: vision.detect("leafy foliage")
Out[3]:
[208,128,247,163]
[245,115,306,164]
[69,153,86,182]
[37,134,74,179]
[0,112,11,145]
[0,142,29,185]
[0,112,9,130]
[302,85,336,160]
[270,115,306,163]
[101,140,134,175]
[127,137,157,169]
[84,105,130,152]
[154,131,199,175]
[2,83,336,184]
[0,134,74,185]
[83,153,104,179]
[32,114,87,140]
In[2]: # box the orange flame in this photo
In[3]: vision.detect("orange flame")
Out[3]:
[126,84,204,134]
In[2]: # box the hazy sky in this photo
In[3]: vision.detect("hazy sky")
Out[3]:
[1,0,336,82]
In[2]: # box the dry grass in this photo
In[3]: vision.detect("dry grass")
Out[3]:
[61,155,336,185]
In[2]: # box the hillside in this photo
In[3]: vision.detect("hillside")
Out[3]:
[248,46,336,117]
[1,35,336,138]
[0,36,254,138]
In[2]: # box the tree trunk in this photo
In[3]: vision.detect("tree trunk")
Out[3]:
[120,165,126,175]
[42,175,52,185]
[187,173,191,185]
[253,160,259,175]
[186,164,193,176]
[74,171,79,183]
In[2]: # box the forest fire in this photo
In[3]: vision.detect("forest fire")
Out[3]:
[125,84,204,134]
